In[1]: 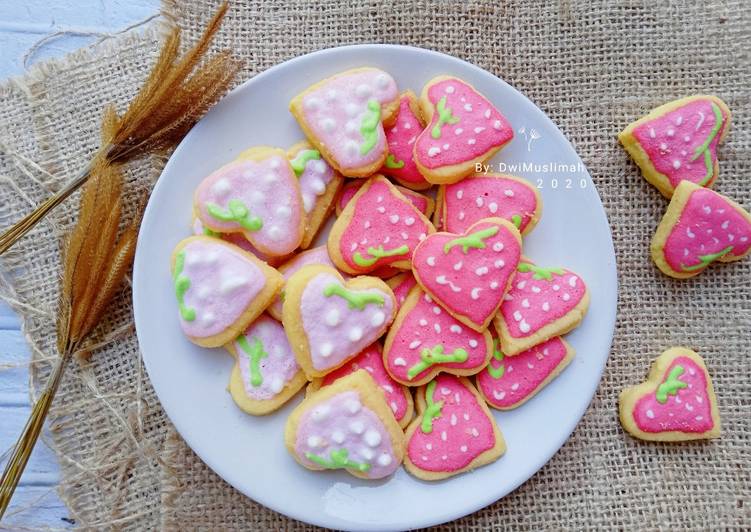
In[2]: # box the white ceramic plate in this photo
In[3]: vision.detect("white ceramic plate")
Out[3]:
[133,45,617,530]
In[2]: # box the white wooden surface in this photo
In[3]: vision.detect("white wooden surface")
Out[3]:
[0,1,159,527]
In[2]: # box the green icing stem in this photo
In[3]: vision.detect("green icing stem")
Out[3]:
[430,96,460,139]
[306,449,371,472]
[202,226,220,237]
[487,339,505,379]
[323,283,385,310]
[511,214,522,228]
[385,154,405,169]
[655,365,688,404]
[407,345,468,380]
[420,380,444,433]
[359,99,381,155]
[353,244,409,267]
[681,245,733,272]
[173,251,196,322]
[443,226,499,254]
[237,335,268,387]
[691,103,724,186]
[290,149,321,177]
[206,199,263,232]
[517,262,565,281]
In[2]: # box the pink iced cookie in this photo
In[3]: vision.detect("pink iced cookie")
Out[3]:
[619,95,731,197]
[494,260,589,356]
[383,287,491,386]
[328,176,435,275]
[289,68,399,177]
[386,272,417,311]
[309,344,414,428]
[651,181,751,278]
[191,217,285,267]
[379,91,431,190]
[170,236,283,348]
[404,375,505,480]
[193,147,305,257]
[441,174,541,235]
[619,347,720,442]
[414,76,514,185]
[413,218,522,331]
[336,180,434,218]
[477,335,574,410]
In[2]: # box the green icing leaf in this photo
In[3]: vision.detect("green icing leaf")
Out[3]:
[305,448,371,472]
[487,339,505,379]
[290,149,321,177]
[420,380,444,433]
[443,226,499,254]
[691,102,724,186]
[655,365,688,404]
[680,245,733,272]
[359,99,382,155]
[430,96,460,139]
[206,199,263,232]
[323,283,385,310]
[407,345,468,380]
[511,214,522,228]
[385,154,405,169]
[237,335,268,387]
[352,244,409,267]
[517,262,565,281]
[173,251,196,322]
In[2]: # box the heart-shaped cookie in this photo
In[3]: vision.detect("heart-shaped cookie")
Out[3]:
[651,181,751,278]
[336,179,434,218]
[412,218,522,331]
[404,374,505,480]
[619,347,720,441]
[383,287,492,386]
[282,264,396,378]
[619,95,731,197]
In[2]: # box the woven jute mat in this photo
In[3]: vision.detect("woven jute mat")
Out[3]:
[1,0,749,529]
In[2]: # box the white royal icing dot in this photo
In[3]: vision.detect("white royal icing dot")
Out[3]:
[305,97,320,111]
[394,357,407,366]
[389,214,400,224]
[332,430,345,444]
[488,202,498,213]
[349,326,363,342]
[471,287,481,300]
[312,404,330,421]
[325,309,341,327]
[428,147,441,157]
[364,430,382,447]
[409,340,422,349]
[493,242,504,252]
[307,435,322,448]
[377,453,392,467]
[320,118,336,132]
[371,311,386,327]
[346,398,361,414]
[319,342,333,358]
[469,339,478,348]
[349,420,365,434]
[445,85,455,94]
[404,216,415,226]
[219,276,248,295]
[212,178,231,195]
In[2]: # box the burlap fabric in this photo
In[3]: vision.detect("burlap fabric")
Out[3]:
[1,1,749,529]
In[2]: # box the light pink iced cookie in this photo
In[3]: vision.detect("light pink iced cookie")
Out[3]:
[308,344,414,429]
[379,91,431,190]
[413,218,522,331]
[404,375,505,481]
[170,236,283,348]
[289,68,400,177]
[336,180,434,218]
[282,265,396,379]
[191,217,285,267]
[414,76,514,185]
[226,314,307,415]
[441,174,541,235]
[619,95,731,198]
[494,260,589,356]
[619,347,720,442]
[386,272,417,311]
[651,181,751,278]
[383,287,492,386]
[193,146,305,257]
[285,370,404,479]
[328,176,435,275]
[476,335,574,410]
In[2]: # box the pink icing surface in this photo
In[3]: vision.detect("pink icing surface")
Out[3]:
[477,336,568,408]
[385,290,488,382]
[632,356,714,433]
[176,239,266,338]
[299,69,398,170]
[270,246,336,317]
[338,180,430,216]
[662,188,751,272]
[292,149,336,213]
[415,78,513,169]
[632,99,729,188]
[294,390,398,479]
[194,156,303,256]
[236,315,299,401]
[320,345,409,423]
[407,374,495,472]
[380,94,429,186]
[300,272,394,371]
[499,264,586,339]
[338,179,432,272]
[191,217,271,260]
[413,220,521,326]
[444,176,538,233]
[391,273,417,311]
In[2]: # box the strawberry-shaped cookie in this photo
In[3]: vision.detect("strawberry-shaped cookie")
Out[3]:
[226,314,307,415]
[404,375,505,480]
[170,236,283,348]
[619,347,720,441]
[619,95,731,197]
[477,335,574,410]
[413,218,522,331]
[194,146,305,257]
[441,174,542,235]
[379,91,431,190]
[383,287,492,386]
[336,179,434,218]
[386,272,417,311]
[289,68,399,177]
[308,344,414,428]
[328,176,435,275]
[651,181,751,278]
[414,76,514,185]
[494,260,589,356]
[282,265,396,378]
[285,370,404,479]
[288,141,344,249]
